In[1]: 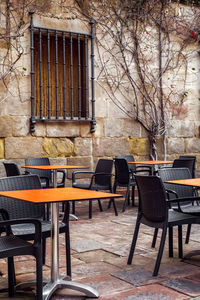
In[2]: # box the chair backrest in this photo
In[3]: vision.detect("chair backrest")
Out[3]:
[0,174,44,220]
[115,155,136,173]
[114,158,130,184]
[94,159,114,187]
[172,158,194,178]
[178,156,196,178]
[135,175,167,224]
[158,167,195,205]
[3,163,21,177]
[25,157,51,179]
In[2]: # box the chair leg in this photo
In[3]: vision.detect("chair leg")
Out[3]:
[107,198,118,216]
[98,199,103,212]
[127,220,140,265]
[152,228,158,248]
[112,199,118,216]
[185,224,191,244]
[42,238,46,265]
[168,227,173,257]
[89,200,92,219]
[122,187,130,212]
[153,227,167,276]
[35,246,43,300]
[8,257,15,297]
[131,186,135,207]
[178,225,183,259]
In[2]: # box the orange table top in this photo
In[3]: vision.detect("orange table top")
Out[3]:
[129,160,173,165]
[0,187,122,204]
[166,178,200,188]
[23,165,87,170]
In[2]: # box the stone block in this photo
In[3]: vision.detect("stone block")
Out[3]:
[94,119,104,138]
[167,120,194,137]
[122,119,141,138]
[0,116,12,137]
[0,93,30,116]
[185,138,200,153]
[74,138,92,156]
[12,116,29,137]
[5,137,42,159]
[80,123,91,137]
[130,138,149,156]
[42,137,74,157]
[66,156,93,179]
[0,139,4,159]
[33,122,46,137]
[93,138,129,157]
[107,99,131,119]
[167,138,185,154]
[104,118,122,137]
[46,122,80,137]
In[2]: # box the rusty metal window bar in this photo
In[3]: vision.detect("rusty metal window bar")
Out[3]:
[29,11,96,133]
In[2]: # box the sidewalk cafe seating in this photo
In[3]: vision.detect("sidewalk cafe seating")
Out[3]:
[127,175,199,276]
[155,167,200,245]
[25,157,66,188]
[72,159,117,218]
[0,174,71,277]
[115,155,152,206]
[113,158,151,212]
[0,208,42,299]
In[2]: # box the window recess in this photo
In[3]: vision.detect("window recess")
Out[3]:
[29,11,96,133]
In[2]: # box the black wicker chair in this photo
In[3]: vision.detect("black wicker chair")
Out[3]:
[178,156,196,178]
[156,167,200,245]
[113,158,151,212]
[25,157,66,188]
[3,162,21,176]
[114,155,151,206]
[173,158,195,178]
[127,175,199,276]
[0,174,71,277]
[72,159,117,218]
[0,208,42,299]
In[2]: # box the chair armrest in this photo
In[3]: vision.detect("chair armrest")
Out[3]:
[72,170,95,184]
[167,196,200,212]
[0,217,42,244]
[89,172,113,188]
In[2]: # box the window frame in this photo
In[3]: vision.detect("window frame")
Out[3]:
[29,11,96,133]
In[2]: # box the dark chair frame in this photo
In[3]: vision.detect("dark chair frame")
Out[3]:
[72,159,117,218]
[155,167,200,245]
[0,208,42,299]
[3,162,21,177]
[127,175,199,276]
[0,174,71,277]
[113,158,151,211]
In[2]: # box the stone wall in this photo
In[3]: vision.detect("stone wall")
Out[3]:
[0,2,199,181]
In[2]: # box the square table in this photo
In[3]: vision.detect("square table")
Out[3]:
[0,187,122,300]
[23,165,87,188]
[129,160,173,175]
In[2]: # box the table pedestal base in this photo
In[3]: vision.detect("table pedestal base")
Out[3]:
[16,277,99,299]
[43,276,99,300]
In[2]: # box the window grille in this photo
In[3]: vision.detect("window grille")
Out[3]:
[29,11,96,133]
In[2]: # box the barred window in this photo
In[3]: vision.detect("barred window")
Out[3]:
[30,12,96,132]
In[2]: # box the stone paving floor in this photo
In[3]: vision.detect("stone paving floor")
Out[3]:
[1,195,200,299]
